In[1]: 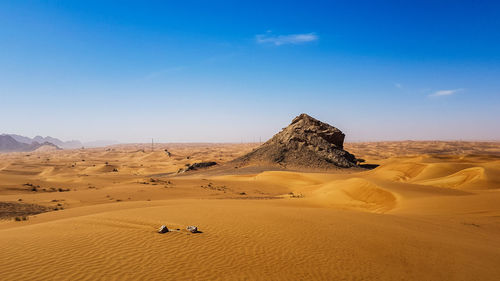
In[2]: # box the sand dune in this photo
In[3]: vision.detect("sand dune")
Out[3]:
[414,167,485,188]
[2,200,500,280]
[1,141,500,280]
[311,178,397,213]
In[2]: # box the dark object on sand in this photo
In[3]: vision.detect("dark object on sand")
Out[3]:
[189,162,217,170]
[0,201,50,219]
[178,162,217,173]
[158,225,169,233]
[186,226,198,233]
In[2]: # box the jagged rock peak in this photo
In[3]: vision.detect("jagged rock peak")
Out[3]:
[265,113,345,149]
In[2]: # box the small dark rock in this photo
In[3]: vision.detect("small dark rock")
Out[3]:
[158,225,169,233]
[186,225,199,233]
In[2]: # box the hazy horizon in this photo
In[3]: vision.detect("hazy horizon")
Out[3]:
[3,127,500,144]
[1,1,499,143]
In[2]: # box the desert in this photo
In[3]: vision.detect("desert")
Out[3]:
[2,2,500,280]
[1,114,500,280]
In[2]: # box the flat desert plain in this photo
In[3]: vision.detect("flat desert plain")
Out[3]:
[1,141,500,280]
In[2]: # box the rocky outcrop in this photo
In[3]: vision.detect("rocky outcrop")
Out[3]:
[178,162,217,173]
[232,113,357,169]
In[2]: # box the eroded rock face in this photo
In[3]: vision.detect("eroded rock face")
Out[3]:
[274,113,346,148]
[232,113,357,169]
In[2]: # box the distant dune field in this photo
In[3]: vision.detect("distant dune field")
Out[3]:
[1,141,500,280]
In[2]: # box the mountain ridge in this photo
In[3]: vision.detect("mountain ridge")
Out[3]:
[0,135,60,152]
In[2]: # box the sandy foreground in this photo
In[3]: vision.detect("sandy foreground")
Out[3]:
[1,141,500,280]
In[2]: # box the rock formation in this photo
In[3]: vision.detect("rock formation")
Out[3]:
[178,162,217,173]
[232,113,357,169]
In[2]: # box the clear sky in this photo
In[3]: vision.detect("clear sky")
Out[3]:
[1,0,499,143]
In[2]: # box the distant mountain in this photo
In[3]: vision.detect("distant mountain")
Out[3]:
[0,135,31,152]
[2,133,117,149]
[8,134,34,144]
[32,136,83,149]
[3,134,83,149]
[0,135,61,152]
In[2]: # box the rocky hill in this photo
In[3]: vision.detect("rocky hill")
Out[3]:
[231,114,357,169]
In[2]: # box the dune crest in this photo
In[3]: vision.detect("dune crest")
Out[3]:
[311,178,397,213]
[414,167,485,189]
[372,161,427,181]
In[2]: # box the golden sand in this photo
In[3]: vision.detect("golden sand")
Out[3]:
[1,142,499,280]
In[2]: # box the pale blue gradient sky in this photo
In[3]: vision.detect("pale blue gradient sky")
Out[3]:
[1,1,499,142]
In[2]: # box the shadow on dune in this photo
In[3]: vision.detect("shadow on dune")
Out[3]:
[359,163,379,170]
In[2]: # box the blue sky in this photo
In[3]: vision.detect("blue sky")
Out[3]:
[1,0,499,142]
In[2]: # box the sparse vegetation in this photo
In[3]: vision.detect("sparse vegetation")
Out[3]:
[201,182,229,193]
[1,202,49,220]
